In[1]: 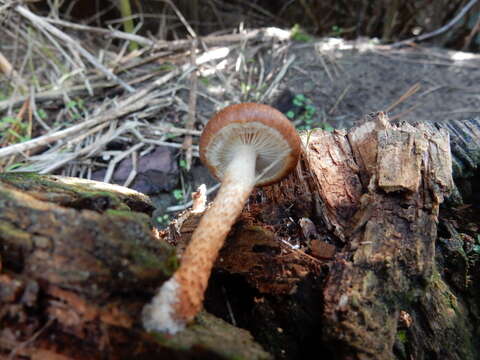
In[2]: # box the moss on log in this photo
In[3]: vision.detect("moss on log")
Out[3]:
[2,113,480,360]
[0,173,271,360]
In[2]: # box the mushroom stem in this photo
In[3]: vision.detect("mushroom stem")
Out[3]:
[143,144,257,334]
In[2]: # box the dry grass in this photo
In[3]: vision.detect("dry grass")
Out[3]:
[1,1,478,210]
[0,3,294,188]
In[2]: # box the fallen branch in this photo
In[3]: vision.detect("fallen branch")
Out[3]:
[391,0,479,48]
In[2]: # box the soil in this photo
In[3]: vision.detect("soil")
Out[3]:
[275,39,480,129]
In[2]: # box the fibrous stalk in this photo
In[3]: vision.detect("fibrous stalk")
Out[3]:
[143,145,257,333]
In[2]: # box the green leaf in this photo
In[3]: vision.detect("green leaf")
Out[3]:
[1,116,19,124]
[172,189,184,201]
[292,98,302,106]
[66,100,77,109]
[36,109,47,119]
[473,245,480,254]
[294,94,306,102]
[291,24,312,42]
[5,162,25,171]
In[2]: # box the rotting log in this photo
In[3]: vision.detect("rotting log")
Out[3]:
[0,173,271,360]
[1,114,480,360]
[167,113,480,359]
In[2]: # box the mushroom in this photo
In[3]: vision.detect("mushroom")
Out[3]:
[142,103,301,334]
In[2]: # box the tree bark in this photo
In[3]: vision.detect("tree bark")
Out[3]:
[0,173,271,360]
[171,113,479,360]
[2,113,479,360]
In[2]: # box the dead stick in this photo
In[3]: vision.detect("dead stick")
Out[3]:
[0,51,26,92]
[45,18,154,46]
[183,39,198,170]
[385,82,421,113]
[391,0,479,48]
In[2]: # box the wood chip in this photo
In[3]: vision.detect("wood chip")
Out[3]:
[310,239,336,259]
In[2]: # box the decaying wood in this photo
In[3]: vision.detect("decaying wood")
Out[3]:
[1,112,479,359]
[0,173,271,360]
[166,113,479,359]
[319,114,461,359]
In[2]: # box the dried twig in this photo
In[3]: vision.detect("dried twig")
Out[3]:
[391,0,479,48]
[0,51,26,91]
[163,0,197,38]
[167,183,220,212]
[183,39,198,170]
[317,53,334,82]
[0,81,115,112]
[104,142,144,183]
[329,84,352,114]
[39,121,135,174]
[389,103,423,122]
[45,17,155,46]
[44,20,284,51]
[150,123,201,137]
[123,150,138,187]
[385,82,421,113]
[8,318,54,360]
[15,5,135,93]
[260,54,296,101]
[462,12,480,50]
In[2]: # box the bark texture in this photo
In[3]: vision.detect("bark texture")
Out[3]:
[2,113,480,360]
[168,113,479,360]
[0,173,271,360]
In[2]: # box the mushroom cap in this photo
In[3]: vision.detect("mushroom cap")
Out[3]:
[199,103,301,186]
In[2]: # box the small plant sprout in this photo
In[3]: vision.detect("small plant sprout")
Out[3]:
[142,103,301,334]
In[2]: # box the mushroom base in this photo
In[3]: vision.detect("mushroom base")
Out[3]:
[143,145,257,333]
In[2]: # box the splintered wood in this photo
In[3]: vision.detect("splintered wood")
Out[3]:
[171,112,456,359]
[314,113,455,359]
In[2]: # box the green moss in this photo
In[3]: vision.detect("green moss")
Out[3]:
[430,270,459,312]
[151,312,271,360]
[430,269,442,283]
[396,330,408,344]
[104,209,177,276]
[131,246,177,272]
[105,209,148,221]
[0,221,32,249]
[0,173,151,213]
[0,220,33,248]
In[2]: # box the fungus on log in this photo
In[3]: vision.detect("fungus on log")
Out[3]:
[1,112,479,359]
[164,113,479,359]
[143,103,301,334]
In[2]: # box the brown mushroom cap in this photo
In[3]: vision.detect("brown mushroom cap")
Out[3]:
[199,103,301,186]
